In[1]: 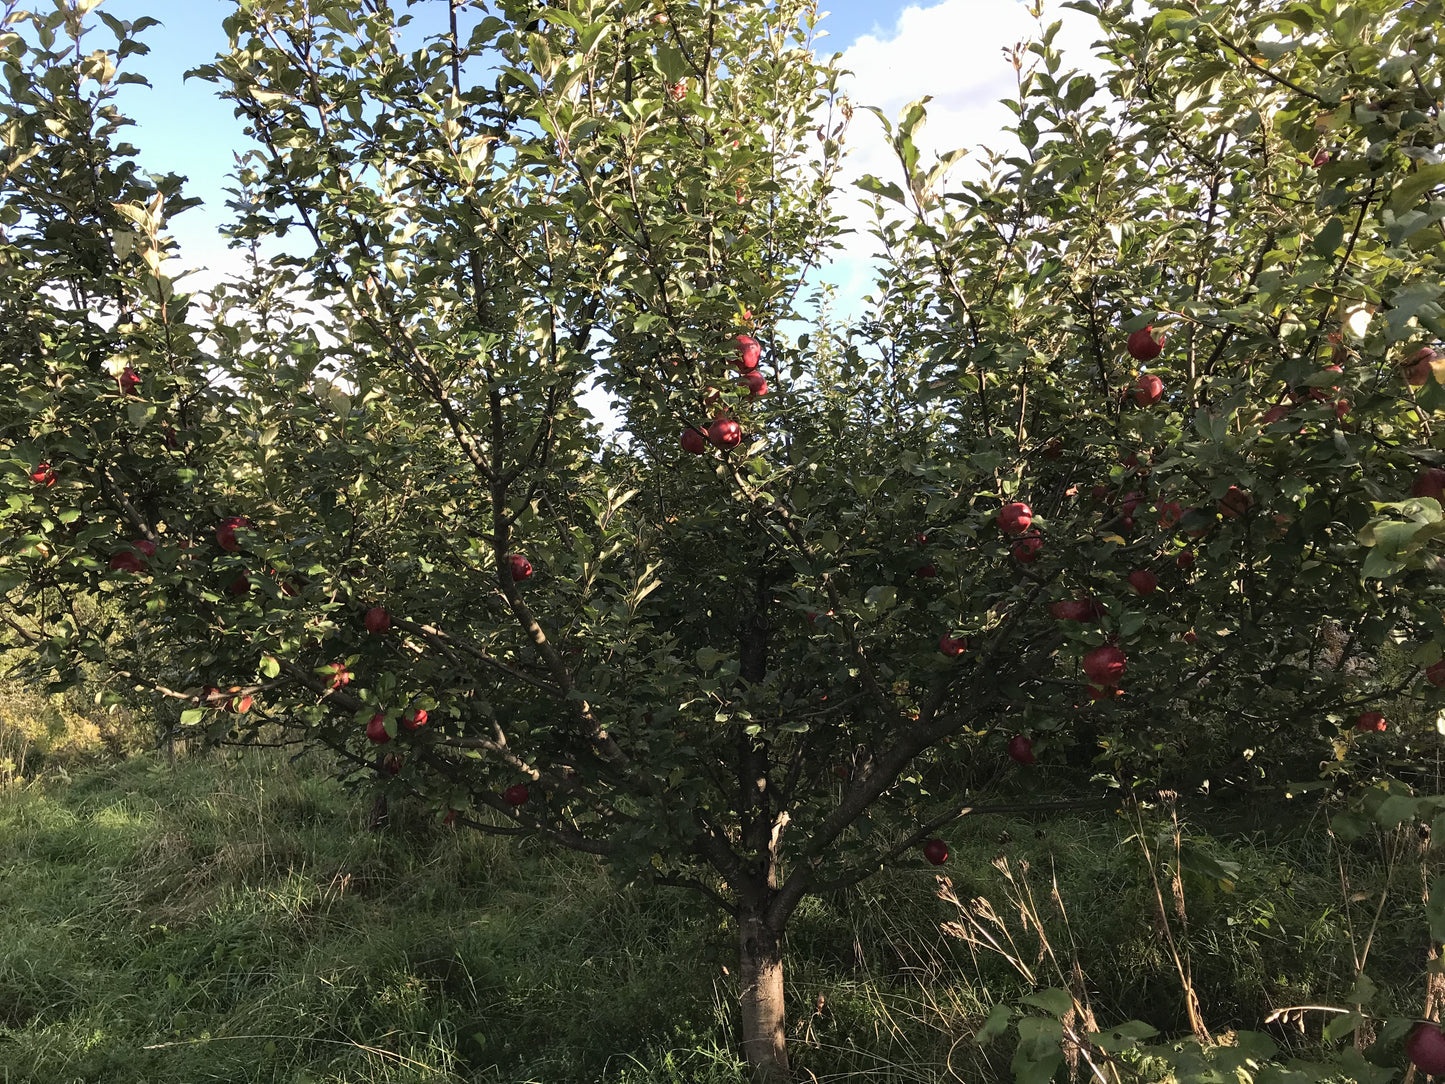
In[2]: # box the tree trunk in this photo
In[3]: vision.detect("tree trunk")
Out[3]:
[738,906,790,1083]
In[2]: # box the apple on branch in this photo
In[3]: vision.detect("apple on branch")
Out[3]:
[996,501,1033,535]
[507,554,533,582]
[921,838,948,865]
[708,416,742,449]
[680,426,708,454]
[1407,1022,1445,1076]
[364,606,391,633]
[1132,372,1163,406]
[1127,325,1164,361]
[30,462,56,488]
[1007,735,1035,765]
[734,334,761,372]
[938,634,967,657]
[402,708,428,731]
[503,783,530,807]
[366,712,391,744]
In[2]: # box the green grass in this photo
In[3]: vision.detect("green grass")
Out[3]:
[0,752,1429,1083]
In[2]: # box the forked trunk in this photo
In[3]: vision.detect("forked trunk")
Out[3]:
[738,907,790,1083]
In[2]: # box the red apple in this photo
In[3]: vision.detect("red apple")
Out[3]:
[1049,599,1100,622]
[997,501,1033,535]
[708,416,742,449]
[1406,1022,1445,1075]
[1427,660,1445,687]
[1127,326,1164,361]
[734,334,761,372]
[1176,549,1195,569]
[1133,373,1164,406]
[1312,149,1330,167]
[364,606,391,633]
[1042,438,1063,459]
[1334,398,1350,421]
[1012,534,1043,563]
[30,462,56,487]
[224,690,253,714]
[1082,645,1126,686]
[1091,485,1111,505]
[1354,711,1386,733]
[922,838,949,865]
[503,783,530,807]
[1260,404,1292,425]
[110,550,146,573]
[1182,629,1198,644]
[739,371,768,398]
[402,708,429,730]
[915,564,937,578]
[119,365,141,395]
[1403,347,1437,387]
[366,712,390,745]
[325,663,352,690]
[938,634,967,657]
[1219,486,1253,519]
[226,572,250,595]
[216,516,251,552]
[915,533,929,545]
[1128,569,1158,595]
[1007,735,1035,765]
[680,426,708,454]
[507,554,533,582]
[1156,500,1183,529]
[1412,468,1445,500]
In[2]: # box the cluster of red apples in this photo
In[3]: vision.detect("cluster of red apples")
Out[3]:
[679,333,770,454]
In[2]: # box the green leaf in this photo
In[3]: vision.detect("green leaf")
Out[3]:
[1021,988,1074,1018]
[975,1002,1013,1044]
[1311,217,1344,256]
[180,708,204,725]
[1428,875,1445,943]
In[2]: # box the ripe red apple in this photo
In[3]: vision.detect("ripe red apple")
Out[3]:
[109,550,146,573]
[739,371,768,398]
[669,80,686,102]
[1407,1022,1445,1075]
[1312,149,1330,167]
[364,606,391,633]
[997,501,1033,535]
[1412,468,1445,500]
[1119,492,1143,518]
[1007,735,1035,765]
[922,838,949,865]
[402,708,429,730]
[1082,645,1126,686]
[1354,711,1386,733]
[226,573,250,595]
[1127,326,1164,361]
[915,533,929,545]
[503,783,530,806]
[1156,500,1182,528]
[325,663,352,690]
[366,712,390,744]
[915,564,937,578]
[1182,629,1198,644]
[507,554,532,582]
[1177,549,1195,569]
[1427,660,1445,687]
[734,333,761,371]
[1049,599,1100,622]
[30,462,56,487]
[224,690,253,714]
[680,426,708,454]
[1133,373,1164,406]
[1219,486,1253,519]
[1091,485,1111,505]
[938,634,967,657]
[119,365,141,394]
[1012,534,1042,563]
[216,516,250,552]
[1128,569,1158,595]
[708,416,742,449]
[1403,347,1437,387]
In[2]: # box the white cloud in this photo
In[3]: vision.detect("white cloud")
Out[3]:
[819,0,1109,313]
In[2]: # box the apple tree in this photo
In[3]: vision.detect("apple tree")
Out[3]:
[4,0,1445,1079]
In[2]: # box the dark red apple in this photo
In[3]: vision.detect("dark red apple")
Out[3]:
[226,572,250,595]
[1182,629,1198,644]
[366,712,390,744]
[1427,660,1445,687]
[119,365,141,394]
[1133,373,1163,406]
[503,783,530,807]
[364,606,391,633]
[30,462,56,487]
[739,371,768,398]
[1007,735,1035,765]
[216,516,251,552]
[1082,645,1126,686]
[402,708,428,731]
[1176,549,1195,569]
[922,838,949,865]
[1406,1022,1445,1075]
[1312,149,1330,167]
[1049,599,1100,622]
[915,533,929,545]
[1403,347,1437,387]
[1127,326,1164,361]
[734,333,761,371]
[1012,535,1042,563]
[1219,486,1253,519]
[1127,569,1158,595]
[109,550,146,573]
[507,554,533,582]
[915,564,937,578]
[1412,468,1445,500]
[1260,404,1291,425]
[938,634,967,657]
[224,691,253,714]
[997,501,1033,535]
[1354,711,1386,733]
[680,426,708,454]
[1042,438,1063,459]
[708,416,742,449]
[1156,500,1183,529]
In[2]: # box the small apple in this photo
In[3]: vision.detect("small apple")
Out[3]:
[1042,438,1064,459]
[1402,347,1437,387]
[1312,149,1330,167]
[680,426,708,454]
[30,462,56,487]
[1219,486,1253,519]
[503,783,530,807]
[669,80,687,102]
[366,712,390,744]
[1091,485,1111,505]
[1156,500,1183,529]
[1049,599,1100,622]
[997,501,1033,535]
[110,550,146,573]
[507,554,533,582]
[364,606,391,633]
[1354,711,1386,733]
[1082,645,1126,686]
[1406,1022,1445,1076]
[1007,735,1035,765]
[708,416,742,449]
[1012,534,1043,563]
[216,516,251,552]
[1176,549,1195,569]
[922,838,949,865]
[938,634,967,657]
[1128,569,1158,595]
[1127,326,1164,361]
[1133,373,1164,406]
[119,365,141,395]
[915,533,929,545]
[402,708,429,731]
[1426,660,1445,687]
[325,663,352,690]
[1334,398,1350,421]
[734,334,761,372]
[915,564,937,578]
[1182,629,1198,644]
[226,573,250,595]
[739,371,768,398]
[224,690,253,714]
[1412,468,1445,500]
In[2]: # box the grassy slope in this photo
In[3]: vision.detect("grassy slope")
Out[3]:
[0,751,1425,1083]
